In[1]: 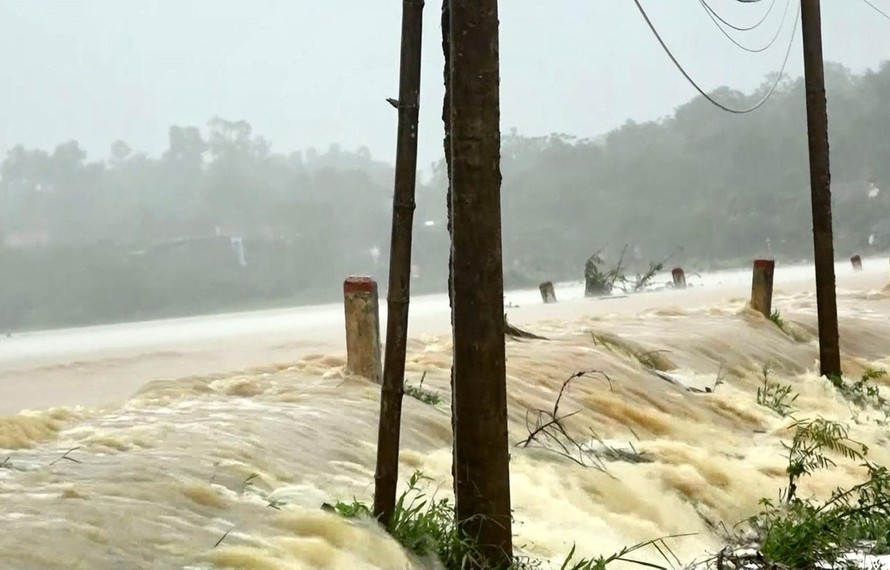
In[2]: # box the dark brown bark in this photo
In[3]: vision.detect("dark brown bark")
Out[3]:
[448,0,513,567]
[441,0,456,489]
[800,0,841,378]
[442,1,452,251]
[373,0,425,526]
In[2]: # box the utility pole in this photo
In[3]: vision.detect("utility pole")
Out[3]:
[449,0,514,566]
[373,0,425,527]
[800,0,841,378]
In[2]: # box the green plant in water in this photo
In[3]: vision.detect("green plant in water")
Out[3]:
[781,418,867,504]
[769,309,786,331]
[559,536,684,570]
[325,471,481,567]
[828,368,889,418]
[744,417,890,567]
[584,252,617,297]
[324,470,675,569]
[756,364,798,417]
[404,371,441,406]
[846,368,888,409]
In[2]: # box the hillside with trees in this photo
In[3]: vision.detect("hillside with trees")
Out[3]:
[1,61,888,331]
[487,61,890,281]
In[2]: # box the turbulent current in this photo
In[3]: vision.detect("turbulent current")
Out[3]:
[1,258,889,569]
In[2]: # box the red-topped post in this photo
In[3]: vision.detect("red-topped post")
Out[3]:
[343,276,382,383]
[671,267,687,289]
[751,259,776,318]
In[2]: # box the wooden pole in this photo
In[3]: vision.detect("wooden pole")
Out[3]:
[373,0,425,527]
[750,259,775,318]
[539,281,557,303]
[800,0,841,378]
[449,0,513,565]
[343,276,382,383]
[671,267,686,289]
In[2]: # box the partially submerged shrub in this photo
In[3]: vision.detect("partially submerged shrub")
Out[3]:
[769,309,786,332]
[324,471,465,564]
[742,418,890,568]
[755,364,798,417]
[404,372,441,406]
[324,470,675,569]
[834,368,889,411]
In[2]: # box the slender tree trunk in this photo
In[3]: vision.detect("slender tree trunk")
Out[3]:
[441,0,456,488]
[373,0,425,526]
[800,0,841,378]
[448,0,513,567]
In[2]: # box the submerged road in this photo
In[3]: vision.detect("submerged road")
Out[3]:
[0,257,887,415]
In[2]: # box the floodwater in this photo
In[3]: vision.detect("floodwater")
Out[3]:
[0,257,889,568]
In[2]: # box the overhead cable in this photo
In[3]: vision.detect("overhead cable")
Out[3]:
[699,0,792,54]
[632,0,801,114]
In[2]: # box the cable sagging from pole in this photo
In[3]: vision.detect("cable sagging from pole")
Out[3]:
[632,0,801,114]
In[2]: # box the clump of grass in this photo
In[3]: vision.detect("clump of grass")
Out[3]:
[755,364,798,417]
[560,536,684,570]
[741,417,890,568]
[404,372,441,406]
[324,470,674,569]
[324,471,477,566]
[769,309,786,331]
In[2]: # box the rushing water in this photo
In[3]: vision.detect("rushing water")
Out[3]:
[1,258,889,568]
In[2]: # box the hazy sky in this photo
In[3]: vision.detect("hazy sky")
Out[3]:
[1,1,888,174]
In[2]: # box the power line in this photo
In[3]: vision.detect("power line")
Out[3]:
[700,0,778,32]
[861,0,890,20]
[632,0,800,114]
[699,0,792,54]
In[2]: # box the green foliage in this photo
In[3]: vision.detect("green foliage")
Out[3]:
[756,364,798,417]
[584,252,618,297]
[829,368,890,416]
[325,470,674,570]
[583,246,667,298]
[848,368,889,410]
[769,309,786,331]
[404,372,441,406]
[488,62,890,282]
[781,418,867,503]
[558,537,681,570]
[744,418,890,567]
[325,471,511,569]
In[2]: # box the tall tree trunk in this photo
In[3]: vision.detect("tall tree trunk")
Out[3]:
[800,0,841,378]
[441,0,456,494]
[448,0,513,567]
[374,0,425,526]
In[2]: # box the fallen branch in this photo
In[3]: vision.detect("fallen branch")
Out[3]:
[48,447,82,466]
[504,314,548,341]
[516,370,621,471]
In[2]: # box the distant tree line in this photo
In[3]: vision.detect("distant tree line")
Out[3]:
[485,61,890,280]
[1,61,888,330]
